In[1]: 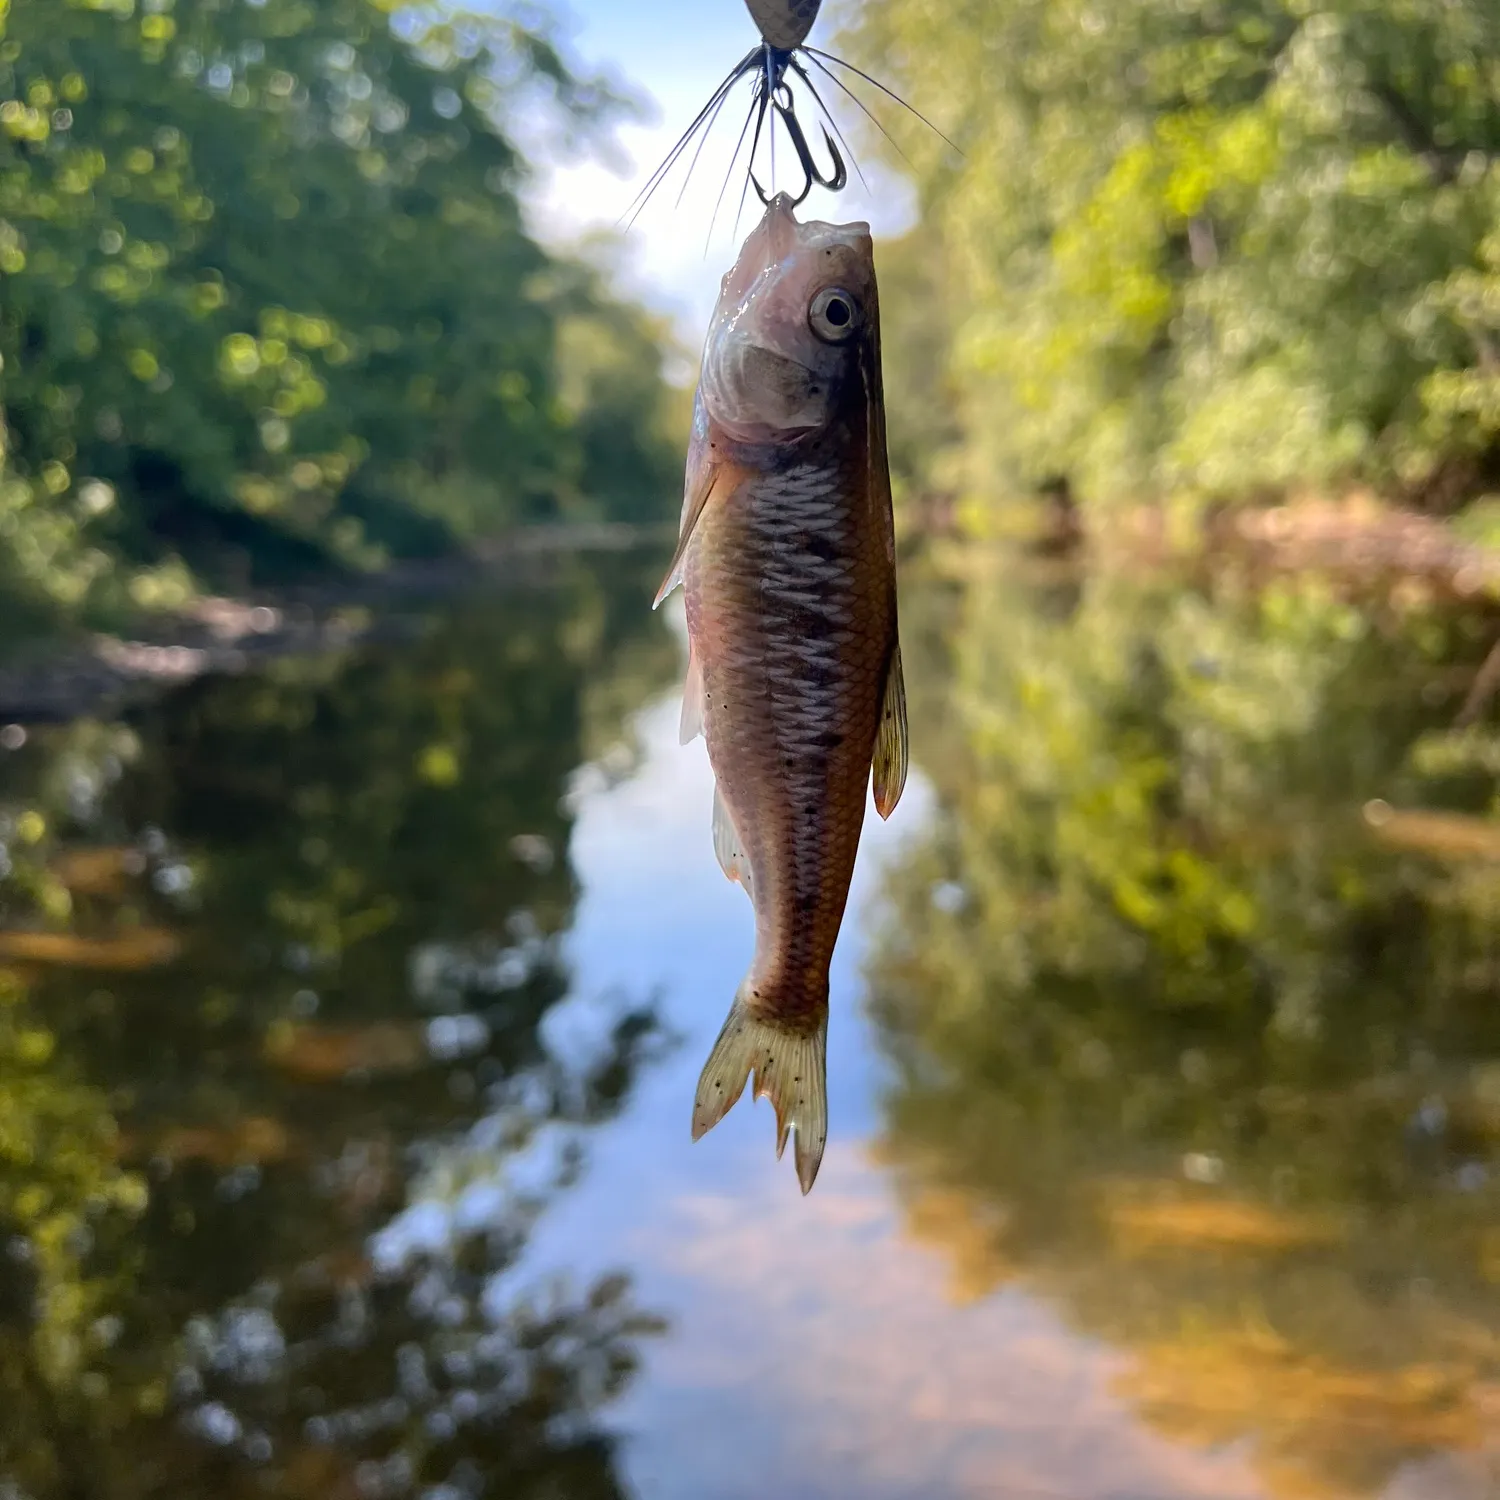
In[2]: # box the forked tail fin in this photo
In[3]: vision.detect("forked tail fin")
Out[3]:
[692,990,828,1194]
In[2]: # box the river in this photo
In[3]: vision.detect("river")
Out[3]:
[0,545,1496,1500]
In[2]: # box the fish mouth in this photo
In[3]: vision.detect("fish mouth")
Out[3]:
[717,198,802,309]
[759,192,803,232]
[713,196,872,329]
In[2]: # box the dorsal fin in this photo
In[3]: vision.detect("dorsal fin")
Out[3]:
[871,641,908,819]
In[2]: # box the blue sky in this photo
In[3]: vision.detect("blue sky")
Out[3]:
[523,0,917,362]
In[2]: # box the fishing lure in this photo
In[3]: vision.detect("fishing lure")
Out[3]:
[744,0,821,50]
[621,0,957,232]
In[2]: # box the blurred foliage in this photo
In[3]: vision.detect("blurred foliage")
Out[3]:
[0,552,677,1497]
[846,0,1500,521]
[0,0,682,622]
[866,551,1500,1497]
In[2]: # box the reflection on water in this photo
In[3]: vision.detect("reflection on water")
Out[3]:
[867,554,1500,1500]
[0,546,1496,1499]
[0,554,676,1500]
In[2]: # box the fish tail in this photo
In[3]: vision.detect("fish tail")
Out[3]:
[691,985,828,1194]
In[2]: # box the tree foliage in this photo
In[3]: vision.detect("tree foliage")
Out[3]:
[0,0,681,619]
[845,0,1500,518]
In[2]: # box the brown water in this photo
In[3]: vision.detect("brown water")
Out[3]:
[0,547,1497,1500]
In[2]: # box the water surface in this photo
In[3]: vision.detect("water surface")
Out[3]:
[0,548,1496,1500]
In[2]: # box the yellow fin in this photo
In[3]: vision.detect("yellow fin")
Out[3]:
[711,786,753,901]
[872,639,909,819]
[679,644,705,744]
[692,993,828,1194]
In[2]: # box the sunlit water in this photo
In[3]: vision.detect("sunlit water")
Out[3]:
[0,549,1496,1500]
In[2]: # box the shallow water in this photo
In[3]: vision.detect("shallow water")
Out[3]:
[0,548,1496,1500]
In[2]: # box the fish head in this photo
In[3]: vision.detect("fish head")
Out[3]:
[699,193,875,444]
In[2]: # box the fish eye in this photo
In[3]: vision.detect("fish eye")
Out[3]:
[808,286,861,344]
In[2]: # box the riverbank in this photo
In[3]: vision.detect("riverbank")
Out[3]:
[0,522,676,726]
[928,492,1500,727]
[7,498,1500,732]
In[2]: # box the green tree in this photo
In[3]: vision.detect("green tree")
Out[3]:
[0,0,680,618]
[845,0,1500,520]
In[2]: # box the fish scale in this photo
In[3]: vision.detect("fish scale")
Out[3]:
[689,464,875,1010]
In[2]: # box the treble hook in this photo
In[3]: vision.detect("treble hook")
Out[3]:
[751,89,847,209]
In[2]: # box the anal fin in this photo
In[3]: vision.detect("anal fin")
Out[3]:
[712,785,754,902]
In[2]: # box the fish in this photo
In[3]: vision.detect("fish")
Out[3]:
[653,192,908,1194]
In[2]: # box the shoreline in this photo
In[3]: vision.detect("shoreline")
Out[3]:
[6,505,1499,731]
[0,523,675,727]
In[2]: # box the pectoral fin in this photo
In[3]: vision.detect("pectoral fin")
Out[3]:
[653,459,719,609]
[712,785,754,902]
[872,640,909,820]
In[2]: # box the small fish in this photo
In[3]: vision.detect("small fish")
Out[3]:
[654,192,908,1193]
